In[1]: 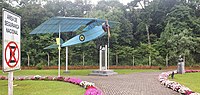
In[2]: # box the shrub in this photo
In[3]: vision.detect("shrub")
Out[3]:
[36,62,44,70]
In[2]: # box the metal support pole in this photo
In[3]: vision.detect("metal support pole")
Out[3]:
[108,37,110,70]
[106,19,110,70]
[58,24,61,77]
[99,46,102,71]
[65,47,68,72]
[105,45,108,70]
[8,72,13,95]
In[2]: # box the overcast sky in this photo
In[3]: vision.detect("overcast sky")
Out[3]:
[71,0,133,5]
[92,0,133,5]
[10,0,135,7]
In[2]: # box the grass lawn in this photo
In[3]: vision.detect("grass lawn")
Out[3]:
[0,69,93,76]
[0,80,85,95]
[0,69,158,76]
[171,73,200,93]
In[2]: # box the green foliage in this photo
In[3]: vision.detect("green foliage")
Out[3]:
[159,4,200,65]
[1,0,200,67]
[36,61,45,70]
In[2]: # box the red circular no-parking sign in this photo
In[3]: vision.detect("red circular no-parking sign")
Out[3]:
[4,41,19,68]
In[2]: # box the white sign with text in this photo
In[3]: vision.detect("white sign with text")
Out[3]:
[2,8,21,72]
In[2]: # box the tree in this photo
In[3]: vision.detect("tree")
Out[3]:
[159,4,200,65]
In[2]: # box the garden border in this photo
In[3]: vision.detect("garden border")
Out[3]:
[0,75,103,95]
[1,66,200,70]
[158,70,200,95]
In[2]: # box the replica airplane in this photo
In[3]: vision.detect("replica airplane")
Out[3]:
[30,17,115,48]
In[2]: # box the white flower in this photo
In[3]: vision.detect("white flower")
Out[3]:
[53,77,57,80]
[159,71,199,94]
[80,81,95,88]
[190,93,200,95]
[178,86,191,93]
[34,75,41,79]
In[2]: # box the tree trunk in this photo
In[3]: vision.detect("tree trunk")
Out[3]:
[132,55,135,66]
[149,55,151,66]
[166,53,168,68]
[146,24,151,45]
[146,24,151,66]
[47,53,50,67]
[82,52,85,66]
[116,54,118,66]
[183,55,186,66]
[27,53,30,67]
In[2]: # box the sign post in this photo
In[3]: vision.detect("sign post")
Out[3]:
[2,8,21,95]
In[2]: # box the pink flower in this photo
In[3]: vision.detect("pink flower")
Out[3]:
[84,86,103,95]
[30,76,35,80]
[184,90,194,95]
[0,76,7,80]
[159,70,200,95]
[64,77,70,82]
[57,76,64,81]
[39,77,46,80]
[67,78,82,84]
[47,76,53,80]
[18,77,25,81]
[185,70,200,73]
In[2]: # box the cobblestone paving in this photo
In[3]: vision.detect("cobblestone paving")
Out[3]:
[78,72,179,95]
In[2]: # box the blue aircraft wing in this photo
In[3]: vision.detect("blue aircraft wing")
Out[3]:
[29,17,118,48]
[44,38,64,49]
[44,44,58,49]
[30,17,118,34]
[61,25,106,47]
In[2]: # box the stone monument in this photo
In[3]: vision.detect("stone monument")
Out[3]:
[89,45,118,76]
[177,55,185,74]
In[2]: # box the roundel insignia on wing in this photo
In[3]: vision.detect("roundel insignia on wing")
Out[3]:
[79,34,85,41]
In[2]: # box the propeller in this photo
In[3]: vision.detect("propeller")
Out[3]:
[106,19,111,38]
[102,20,111,38]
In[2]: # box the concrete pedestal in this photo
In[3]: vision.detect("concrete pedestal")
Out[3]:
[63,71,70,73]
[89,70,118,76]
[177,62,185,74]
[89,45,117,76]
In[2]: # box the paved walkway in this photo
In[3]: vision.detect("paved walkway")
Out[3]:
[78,72,179,95]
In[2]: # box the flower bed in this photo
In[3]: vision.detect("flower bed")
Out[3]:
[158,70,200,95]
[0,75,103,95]
[185,70,200,73]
